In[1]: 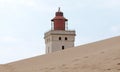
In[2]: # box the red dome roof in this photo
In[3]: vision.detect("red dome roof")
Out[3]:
[51,16,68,21]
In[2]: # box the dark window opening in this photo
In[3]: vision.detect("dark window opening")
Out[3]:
[47,47,49,53]
[62,46,64,50]
[59,37,61,40]
[65,37,67,40]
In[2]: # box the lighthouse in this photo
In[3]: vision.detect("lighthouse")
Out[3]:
[44,8,76,54]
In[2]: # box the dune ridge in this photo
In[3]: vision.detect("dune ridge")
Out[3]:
[0,36,120,72]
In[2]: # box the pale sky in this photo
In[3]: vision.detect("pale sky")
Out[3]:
[0,0,120,64]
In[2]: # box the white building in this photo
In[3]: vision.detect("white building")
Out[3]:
[44,8,76,54]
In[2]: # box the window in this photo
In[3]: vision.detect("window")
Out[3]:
[65,37,67,40]
[62,46,64,50]
[59,37,61,40]
[47,47,49,53]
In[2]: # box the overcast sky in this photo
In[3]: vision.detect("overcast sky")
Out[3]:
[0,0,120,64]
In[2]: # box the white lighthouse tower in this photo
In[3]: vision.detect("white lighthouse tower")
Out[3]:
[44,8,76,54]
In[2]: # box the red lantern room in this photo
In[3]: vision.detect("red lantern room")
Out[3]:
[51,8,68,30]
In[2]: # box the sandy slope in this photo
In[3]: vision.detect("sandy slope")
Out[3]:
[0,36,120,72]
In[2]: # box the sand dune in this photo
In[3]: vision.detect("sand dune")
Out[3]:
[0,36,120,72]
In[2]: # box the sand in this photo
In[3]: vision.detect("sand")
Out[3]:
[0,36,120,72]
